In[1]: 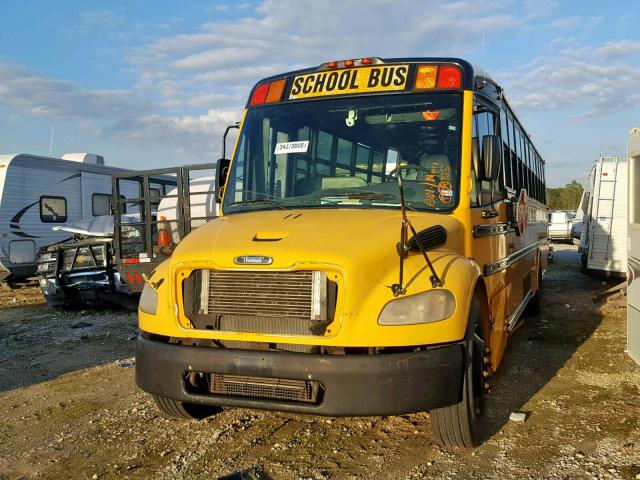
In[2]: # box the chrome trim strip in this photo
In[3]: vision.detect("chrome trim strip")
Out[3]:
[473,222,513,238]
[507,290,533,333]
[483,239,546,276]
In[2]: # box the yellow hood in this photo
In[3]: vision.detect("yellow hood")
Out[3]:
[170,208,464,272]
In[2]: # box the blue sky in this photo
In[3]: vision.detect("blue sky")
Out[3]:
[0,0,638,187]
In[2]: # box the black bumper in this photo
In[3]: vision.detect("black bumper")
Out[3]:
[136,334,464,416]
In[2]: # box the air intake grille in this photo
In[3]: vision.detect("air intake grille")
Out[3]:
[183,269,337,336]
[208,270,314,318]
[61,245,106,272]
[210,373,320,403]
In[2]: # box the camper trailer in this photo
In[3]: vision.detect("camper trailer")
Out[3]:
[628,128,640,365]
[578,156,628,276]
[0,153,137,280]
[37,164,217,308]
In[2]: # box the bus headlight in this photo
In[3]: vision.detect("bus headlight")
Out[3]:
[377,290,455,325]
[139,283,158,315]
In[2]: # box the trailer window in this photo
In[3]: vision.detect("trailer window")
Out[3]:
[9,240,35,264]
[40,196,67,223]
[92,193,111,216]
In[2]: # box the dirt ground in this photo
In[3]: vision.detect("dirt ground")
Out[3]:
[0,244,639,480]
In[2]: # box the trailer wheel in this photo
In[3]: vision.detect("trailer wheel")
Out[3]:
[429,297,484,448]
[152,395,222,420]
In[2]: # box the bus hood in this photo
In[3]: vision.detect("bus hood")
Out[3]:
[170,208,464,273]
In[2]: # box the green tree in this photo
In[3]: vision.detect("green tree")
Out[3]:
[546,180,583,210]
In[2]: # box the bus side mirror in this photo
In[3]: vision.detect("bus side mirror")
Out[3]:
[215,158,230,204]
[481,135,501,182]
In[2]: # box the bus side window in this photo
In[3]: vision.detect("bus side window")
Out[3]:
[507,111,520,192]
[499,108,513,191]
[470,114,480,207]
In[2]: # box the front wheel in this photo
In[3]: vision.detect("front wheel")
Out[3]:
[153,395,222,420]
[429,297,485,448]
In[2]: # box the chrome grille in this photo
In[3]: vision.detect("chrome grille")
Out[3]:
[208,270,314,318]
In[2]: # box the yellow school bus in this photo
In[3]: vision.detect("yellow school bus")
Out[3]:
[136,57,549,448]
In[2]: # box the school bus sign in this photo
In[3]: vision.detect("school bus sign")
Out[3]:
[289,65,409,99]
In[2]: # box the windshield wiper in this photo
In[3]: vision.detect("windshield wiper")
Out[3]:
[228,198,289,210]
[389,165,442,296]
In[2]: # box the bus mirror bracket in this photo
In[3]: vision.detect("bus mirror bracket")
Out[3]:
[471,137,480,182]
[215,123,240,204]
[215,158,230,204]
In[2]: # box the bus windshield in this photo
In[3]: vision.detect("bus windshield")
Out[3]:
[223,93,462,214]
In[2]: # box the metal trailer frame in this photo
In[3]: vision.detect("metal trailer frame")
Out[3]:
[112,163,217,292]
[628,128,640,365]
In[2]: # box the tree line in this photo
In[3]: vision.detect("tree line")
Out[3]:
[546,180,584,211]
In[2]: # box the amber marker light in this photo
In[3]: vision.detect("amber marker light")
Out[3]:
[344,59,355,67]
[360,57,373,65]
[266,79,286,103]
[421,111,441,121]
[249,83,270,106]
[414,65,438,90]
[437,65,462,89]
[326,61,338,68]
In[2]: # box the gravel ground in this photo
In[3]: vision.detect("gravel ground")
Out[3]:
[0,244,638,480]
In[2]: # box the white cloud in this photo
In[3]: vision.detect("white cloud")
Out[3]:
[104,109,241,158]
[1,0,638,168]
[0,62,150,121]
[501,42,640,118]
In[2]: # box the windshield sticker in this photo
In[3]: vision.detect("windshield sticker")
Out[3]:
[419,162,453,206]
[274,140,309,155]
[289,65,409,100]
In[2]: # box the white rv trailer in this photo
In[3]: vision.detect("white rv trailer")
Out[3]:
[628,128,640,365]
[0,153,137,280]
[578,156,628,276]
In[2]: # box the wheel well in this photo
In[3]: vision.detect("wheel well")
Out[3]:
[472,278,491,344]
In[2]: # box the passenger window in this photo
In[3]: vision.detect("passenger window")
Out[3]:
[474,109,501,205]
[317,131,333,161]
[336,138,353,167]
[40,196,67,223]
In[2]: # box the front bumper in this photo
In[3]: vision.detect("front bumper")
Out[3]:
[40,270,135,308]
[136,334,464,416]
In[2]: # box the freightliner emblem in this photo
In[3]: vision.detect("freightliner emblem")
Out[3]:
[234,255,273,265]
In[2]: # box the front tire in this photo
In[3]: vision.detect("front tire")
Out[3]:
[153,395,222,420]
[430,297,485,448]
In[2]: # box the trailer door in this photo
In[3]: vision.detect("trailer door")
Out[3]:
[81,172,112,217]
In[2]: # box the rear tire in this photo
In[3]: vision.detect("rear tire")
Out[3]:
[430,297,485,448]
[152,395,222,420]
